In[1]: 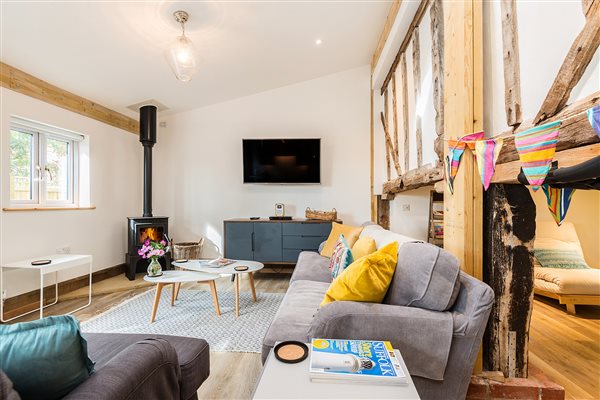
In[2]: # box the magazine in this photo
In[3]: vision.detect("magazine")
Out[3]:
[309,339,407,386]
[204,257,235,267]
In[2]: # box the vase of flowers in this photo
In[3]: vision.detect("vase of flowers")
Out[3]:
[139,239,168,277]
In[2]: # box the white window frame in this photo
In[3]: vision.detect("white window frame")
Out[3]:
[9,116,83,208]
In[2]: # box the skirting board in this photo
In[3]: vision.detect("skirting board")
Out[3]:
[1,264,125,321]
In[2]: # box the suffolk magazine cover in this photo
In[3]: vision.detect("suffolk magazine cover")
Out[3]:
[309,339,408,385]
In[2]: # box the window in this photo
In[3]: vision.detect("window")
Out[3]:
[9,117,83,207]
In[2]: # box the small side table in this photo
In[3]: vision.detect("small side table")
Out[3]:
[1,254,93,322]
[253,344,421,399]
[143,270,221,322]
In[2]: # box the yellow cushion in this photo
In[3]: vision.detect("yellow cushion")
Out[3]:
[320,222,363,258]
[351,235,377,260]
[321,241,398,306]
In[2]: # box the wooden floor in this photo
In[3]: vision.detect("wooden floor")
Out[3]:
[6,273,600,399]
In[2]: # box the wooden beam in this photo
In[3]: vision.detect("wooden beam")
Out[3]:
[382,163,443,194]
[370,75,376,221]
[381,0,431,94]
[392,74,400,166]
[430,0,445,161]
[0,62,138,135]
[533,0,600,123]
[483,184,536,378]
[496,91,600,165]
[372,0,403,72]
[500,0,522,127]
[376,195,391,230]
[381,113,402,175]
[582,0,595,17]
[401,53,410,173]
[492,142,600,184]
[412,29,423,167]
[384,89,392,180]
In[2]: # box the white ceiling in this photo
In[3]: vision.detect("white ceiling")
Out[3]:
[1,1,390,118]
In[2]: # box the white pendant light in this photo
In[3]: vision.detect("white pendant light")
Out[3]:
[166,11,197,82]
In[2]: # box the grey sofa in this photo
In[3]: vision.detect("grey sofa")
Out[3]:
[1,333,210,400]
[262,223,494,400]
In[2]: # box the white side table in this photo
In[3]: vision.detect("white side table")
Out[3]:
[143,270,221,322]
[1,254,93,322]
[174,259,264,318]
[253,344,421,399]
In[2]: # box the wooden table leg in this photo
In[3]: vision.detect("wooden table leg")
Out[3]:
[171,283,176,306]
[208,280,221,316]
[151,283,164,323]
[249,272,257,302]
[235,274,240,318]
[174,282,181,301]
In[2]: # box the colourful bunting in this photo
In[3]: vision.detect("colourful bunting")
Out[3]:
[475,138,504,190]
[542,184,575,226]
[445,131,484,193]
[514,121,560,191]
[587,105,600,139]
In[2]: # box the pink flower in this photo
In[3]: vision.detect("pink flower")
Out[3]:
[144,239,150,246]
[159,250,165,257]
[160,240,166,246]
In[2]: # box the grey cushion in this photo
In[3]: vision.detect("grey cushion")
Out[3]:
[0,370,20,400]
[290,251,332,284]
[261,280,330,362]
[384,242,461,311]
[83,333,209,400]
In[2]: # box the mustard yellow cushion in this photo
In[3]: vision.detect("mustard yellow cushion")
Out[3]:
[321,241,399,306]
[351,235,377,260]
[320,222,363,258]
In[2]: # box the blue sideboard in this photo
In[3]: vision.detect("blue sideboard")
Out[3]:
[224,218,336,264]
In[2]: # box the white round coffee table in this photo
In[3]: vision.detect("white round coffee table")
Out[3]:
[144,270,221,322]
[173,259,264,318]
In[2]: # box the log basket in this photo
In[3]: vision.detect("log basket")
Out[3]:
[172,238,204,260]
[305,207,337,221]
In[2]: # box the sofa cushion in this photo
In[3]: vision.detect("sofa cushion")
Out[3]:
[290,251,332,284]
[0,370,20,400]
[351,235,377,260]
[83,333,209,400]
[261,280,330,362]
[322,242,399,306]
[320,222,363,257]
[329,234,354,279]
[0,315,94,400]
[384,242,461,311]
[360,224,418,249]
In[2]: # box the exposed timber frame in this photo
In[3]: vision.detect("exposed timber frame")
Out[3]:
[0,62,138,134]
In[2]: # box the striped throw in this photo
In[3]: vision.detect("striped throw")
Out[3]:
[514,121,560,191]
[542,184,575,226]
[475,138,504,190]
[534,249,590,269]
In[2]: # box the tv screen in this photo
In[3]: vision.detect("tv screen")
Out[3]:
[243,139,321,184]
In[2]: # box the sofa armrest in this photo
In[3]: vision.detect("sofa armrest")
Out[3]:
[309,301,454,381]
[63,338,181,400]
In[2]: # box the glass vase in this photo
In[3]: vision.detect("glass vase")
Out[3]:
[147,258,162,277]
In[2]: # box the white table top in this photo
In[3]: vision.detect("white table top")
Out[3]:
[143,270,219,283]
[173,259,264,275]
[3,254,92,270]
[253,345,421,400]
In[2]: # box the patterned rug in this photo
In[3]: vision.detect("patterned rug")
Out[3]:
[81,288,284,353]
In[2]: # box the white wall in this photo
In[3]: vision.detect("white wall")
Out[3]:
[153,66,371,257]
[1,89,142,298]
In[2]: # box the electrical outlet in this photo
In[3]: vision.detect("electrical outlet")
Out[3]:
[1,290,7,302]
[56,246,71,254]
[401,204,410,211]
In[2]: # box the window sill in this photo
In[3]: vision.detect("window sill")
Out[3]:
[2,206,96,212]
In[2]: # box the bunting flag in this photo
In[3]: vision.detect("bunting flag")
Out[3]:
[587,105,600,138]
[445,131,484,194]
[514,121,560,191]
[542,184,575,226]
[474,138,504,190]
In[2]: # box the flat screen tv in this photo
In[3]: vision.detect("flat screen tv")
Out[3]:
[243,139,321,184]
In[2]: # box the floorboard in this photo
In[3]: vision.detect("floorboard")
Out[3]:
[4,274,599,399]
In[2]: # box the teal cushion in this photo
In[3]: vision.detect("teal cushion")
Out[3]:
[0,315,94,400]
[328,234,354,279]
[534,249,591,269]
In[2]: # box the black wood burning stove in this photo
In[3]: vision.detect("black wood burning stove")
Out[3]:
[125,105,170,280]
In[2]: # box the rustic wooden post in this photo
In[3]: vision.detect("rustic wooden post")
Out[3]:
[376,195,391,230]
[384,89,392,180]
[401,53,410,173]
[500,0,522,127]
[430,0,444,161]
[412,29,423,167]
[483,184,536,378]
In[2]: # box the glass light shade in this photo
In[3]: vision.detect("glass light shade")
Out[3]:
[166,35,197,82]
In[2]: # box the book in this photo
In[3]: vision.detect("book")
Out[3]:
[309,339,407,386]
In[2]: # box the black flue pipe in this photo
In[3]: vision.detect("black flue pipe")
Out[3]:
[139,105,157,217]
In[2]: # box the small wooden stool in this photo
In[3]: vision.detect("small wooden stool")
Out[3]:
[144,270,221,322]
